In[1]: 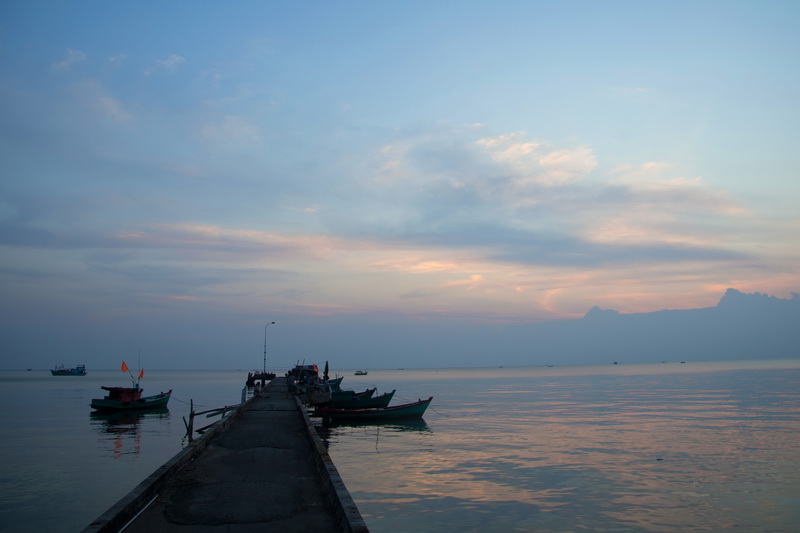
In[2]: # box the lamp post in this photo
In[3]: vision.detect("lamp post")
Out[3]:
[263,321,275,375]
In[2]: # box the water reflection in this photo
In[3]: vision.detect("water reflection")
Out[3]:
[90,408,170,459]
[323,418,431,432]
[323,367,800,532]
[316,418,432,453]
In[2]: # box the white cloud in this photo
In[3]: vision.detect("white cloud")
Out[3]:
[157,54,185,69]
[477,132,541,167]
[73,80,133,122]
[94,94,133,122]
[536,146,597,186]
[476,133,596,186]
[51,49,86,71]
[145,54,186,74]
[200,115,260,142]
[610,164,749,217]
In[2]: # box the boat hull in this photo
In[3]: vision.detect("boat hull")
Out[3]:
[331,388,375,402]
[51,365,86,376]
[326,390,395,409]
[318,397,432,420]
[327,377,344,392]
[91,390,172,411]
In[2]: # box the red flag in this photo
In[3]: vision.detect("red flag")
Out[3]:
[139,368,144,379]
[121,361,129,372]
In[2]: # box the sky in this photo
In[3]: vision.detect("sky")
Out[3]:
[1,1,799,370]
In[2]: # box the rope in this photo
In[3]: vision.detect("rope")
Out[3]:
[170,396,215,408]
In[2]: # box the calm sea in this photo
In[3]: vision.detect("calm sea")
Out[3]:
[1,360,799,532]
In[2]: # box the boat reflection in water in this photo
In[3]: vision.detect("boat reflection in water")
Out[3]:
[315,418,432,453]
[322,418,431,431]
[90,407,170,459]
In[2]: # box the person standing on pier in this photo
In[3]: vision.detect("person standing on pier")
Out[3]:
[286,373,295,398]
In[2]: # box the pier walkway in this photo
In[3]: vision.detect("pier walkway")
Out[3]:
[84,377,367,533]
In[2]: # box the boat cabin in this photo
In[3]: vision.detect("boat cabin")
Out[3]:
[100,386,143,402]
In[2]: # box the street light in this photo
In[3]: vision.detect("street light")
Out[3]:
[263,321,276,375]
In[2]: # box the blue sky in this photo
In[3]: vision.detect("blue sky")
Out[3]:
[1,1,798,370]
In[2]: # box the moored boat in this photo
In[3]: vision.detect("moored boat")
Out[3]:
[354,370,368,375]
[51,364,87,376]
[91,360,171,411]
[90,386,172,411]
[325,389,396,409]
[331,388,375,401]
[327,376,344,391]
[317,397,433,420]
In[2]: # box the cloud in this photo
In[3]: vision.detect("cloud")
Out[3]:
[113,223,341,260]
[331,126,764,278]
[1,98,794,325]
[51,49,87,71]
[145,54,186,74]
[157,54,185,68]
[72,79,133,122]
[477,133,597,186]
[94,94,133,122]
[610,162,750,216]
[200,115,260,142]
[443,274,484,288]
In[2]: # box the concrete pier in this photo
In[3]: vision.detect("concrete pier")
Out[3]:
[83,377,368,533]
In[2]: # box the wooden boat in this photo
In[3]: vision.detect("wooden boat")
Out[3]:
[331,388,375,401]
[354,370,368,375]
[326,389,395,409]
[317,397,433,420]
[245,371,276,386]
[51,364,87,376]
[291,363,320,381]
[90,386,172,411]
[327,376,344,392]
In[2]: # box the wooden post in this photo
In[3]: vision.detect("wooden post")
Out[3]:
[188,399,194,443]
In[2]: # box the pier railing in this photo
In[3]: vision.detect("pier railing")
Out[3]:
[83,394,255,533]
[182,399,242,442]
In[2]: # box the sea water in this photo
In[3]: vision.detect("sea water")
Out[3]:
[1,360,799,532]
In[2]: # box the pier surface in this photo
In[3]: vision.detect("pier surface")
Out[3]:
[85,377,367,533]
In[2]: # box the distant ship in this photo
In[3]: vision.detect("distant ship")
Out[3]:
[51,364,87,376]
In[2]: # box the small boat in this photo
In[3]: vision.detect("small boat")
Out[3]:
[291,363,321,381]
[326,389,396,409]
[317,397,433,421]
[331,388,375,401]
[327,376,344,392]
[90,386,172,411]
[245,371,276,387]
[354,370,368,375]
[51,364,87,376]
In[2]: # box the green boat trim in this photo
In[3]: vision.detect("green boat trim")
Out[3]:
[90,388,172,411]
[325,389,396,409]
